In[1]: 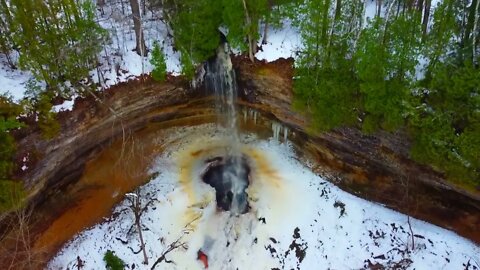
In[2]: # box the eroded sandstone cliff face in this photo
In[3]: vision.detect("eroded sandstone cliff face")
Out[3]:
[2,57,479,268]
[232,56,480,243]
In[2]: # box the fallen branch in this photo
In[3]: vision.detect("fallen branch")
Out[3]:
[150,235,188,270]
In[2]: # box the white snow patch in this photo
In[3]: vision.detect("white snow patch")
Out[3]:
[256,21,301,61]
[52,99,75,112]
[48,125,480,270]
[365,0,378,22]
[91,3,181,90]
[0,55,32,102]
[0,2,182,101]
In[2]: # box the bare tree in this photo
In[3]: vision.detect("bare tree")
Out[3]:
[151,230,190,270]
[150,233,188,269]
[376,0,382,17]
[150,215,200,269]
[97,0,105,15]
[421,0,431,40]
[241,0,256,62]
[0,206,45,270]
[126,191,149,265]
[129,0,147,56]
[473,0,480,61]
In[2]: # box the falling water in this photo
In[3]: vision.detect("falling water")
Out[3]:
[204,41,248,215]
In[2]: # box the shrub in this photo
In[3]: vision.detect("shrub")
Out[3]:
[103,250,125,270]
[150,41,167,82]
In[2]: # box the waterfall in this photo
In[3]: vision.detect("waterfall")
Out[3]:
[204,41,248,215]
[205,42,239,146]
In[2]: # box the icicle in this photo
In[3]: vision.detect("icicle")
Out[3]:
[272,122,282,141]
[253,110,257,125]
[283,126,289,142]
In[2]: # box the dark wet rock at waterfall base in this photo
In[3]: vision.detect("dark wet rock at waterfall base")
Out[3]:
[202,156,250,214]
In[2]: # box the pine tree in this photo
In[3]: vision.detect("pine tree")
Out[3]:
[164,0,222,77]
[0,95,23,178]
[0,0,16,68]
[9,0,107,97]
[150,41,167,82]
[293,0,363,130]
[222,0,269,61]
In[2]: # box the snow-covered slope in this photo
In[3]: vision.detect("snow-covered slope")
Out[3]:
[48,124,480,270]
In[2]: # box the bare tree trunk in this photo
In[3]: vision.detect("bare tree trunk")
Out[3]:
[261,0,273,45]
[262,19,269,45]
[464,0,478,55]
[97,0,105,15]
[421,0,431,40]
[473,0,480,61]
[127,192,149,265]
[129,0,147,56]
[241,0,255,62]
[376,0,382,17]
[136,208,148,265]
[327,0,341,62]
[417,0,424,11]
[382,0,397,45]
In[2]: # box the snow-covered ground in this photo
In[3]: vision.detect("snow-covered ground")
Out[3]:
[255,20,301,62]
[0,54,33,102]
[0,0,182,109]
[89,2,181,90]
[0,1,301,107]
[48,124,480,270]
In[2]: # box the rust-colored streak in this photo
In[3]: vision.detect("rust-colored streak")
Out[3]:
[32,129,162,260]
[246,149,282,189]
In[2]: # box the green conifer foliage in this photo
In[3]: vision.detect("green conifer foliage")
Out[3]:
[103,250,125,270]
[293,0,362,131]
[0,95,26,212]
[8,0,107,97]
[150,41,167,82]
[168,0,222,77]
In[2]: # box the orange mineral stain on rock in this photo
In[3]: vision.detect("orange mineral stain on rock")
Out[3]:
[33,129,163,259]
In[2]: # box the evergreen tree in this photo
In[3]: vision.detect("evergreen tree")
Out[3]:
[8,0,107,97]
[410,62,480,186]
[0,0,16,68]
[222,0,269,61]
[0,94,26,212]
[0,95,23,178]
[293,0,363,130]
[164,0,222,77]
[150,41,167,82]
[356,11,421,132]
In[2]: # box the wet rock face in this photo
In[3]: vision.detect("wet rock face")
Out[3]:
[202,156,250,214]
[231,56,480,243]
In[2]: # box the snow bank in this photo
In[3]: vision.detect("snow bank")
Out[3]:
[255,21,302,62]
[48,125,480,270]
[0,55,32,101]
